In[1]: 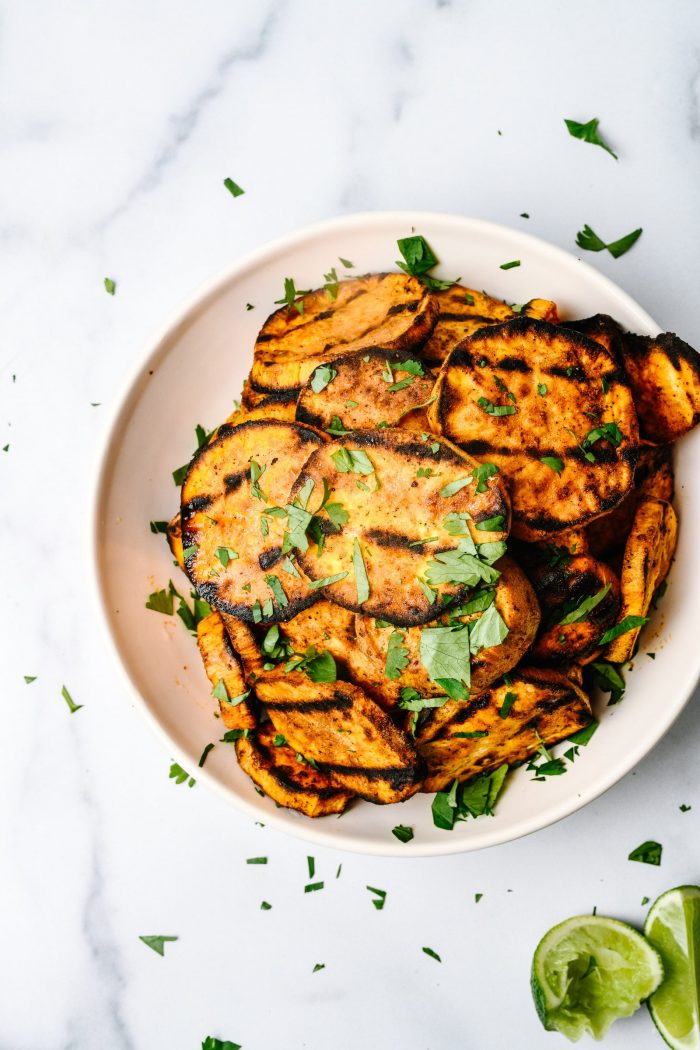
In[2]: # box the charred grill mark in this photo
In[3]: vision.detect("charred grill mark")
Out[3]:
[535,693,585,715]
[256,333,273,344]
[195,581,219,604]
[438,312,501,324]
[264,693,355,714]
[181,494,213,516]
[318,762,419,788]
[248,378,301,396]
[365,528,422,550]
[450,345,478,368]
[388,300,420,315]
[548,365,587,381]
[316,309,334,321]
[224,470,248,493]
[258,547,282,570]
[215,593,318,623]
[458,438,498,456]
[498,356,531,373]
[341,430,460,463]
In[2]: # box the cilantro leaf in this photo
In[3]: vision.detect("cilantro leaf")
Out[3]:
[146,588,174,615]
[331,446,374,475]
[628,840,662,866]
[469,604,509,655]
[425,546,501,587]
[216,546,238,568]
[385,631,409,680]
[139,934,178,956]
[367,885,387,910]
[540,456,564,475]
[201,1038,241,1050]
[311,365,337,393]
[352,538,370,604]
[396,234,455,290]
[477,396,517,417]
[326,415,353,436]
[420,625,471,688]
[599,614,649,645]
[576,225,642,259]
[564,117,617,159]
[308,571,349,590]
[169,762,195,787]
[558,583,611,626]
[567,721,599,746]
[285,646,337,684]
[274,277,310,314]
[392,824,414,843]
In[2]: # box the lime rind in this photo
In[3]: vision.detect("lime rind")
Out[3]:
[645,886,700,1050]
[532,914,664,1042]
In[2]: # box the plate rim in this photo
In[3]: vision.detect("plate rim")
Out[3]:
[90,209,699,857]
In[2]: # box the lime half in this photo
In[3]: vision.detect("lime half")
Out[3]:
[645,886,700,1049]
[532,914,664,1041]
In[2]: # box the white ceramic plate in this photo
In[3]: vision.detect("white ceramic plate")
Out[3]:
[92,211,700,857]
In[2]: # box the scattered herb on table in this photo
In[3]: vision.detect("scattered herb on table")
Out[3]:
[396,234,456,291]
[628,841,662,866]
[576,225,642,259]
[367,886,387,910]
[564,117,617,159]
[223,177,244,197]
[422,946,442,962]
[61,685,83,714]
[139,935,178,956]
[500,260,521,270]
[104,277,116,295]
[169,762,195,787]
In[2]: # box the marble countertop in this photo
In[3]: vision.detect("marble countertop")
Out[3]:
[4,2,700,1047]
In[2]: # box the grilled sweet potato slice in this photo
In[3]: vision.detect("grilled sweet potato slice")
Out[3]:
[421,286,517,367]
[279,600,356,666]
[565,313,626,362]
[619,332,700,443]
[181,420,325,623]
[235,721,352,817]
[353,556,540,708]
[295,347,436,433]
[585,443,674,558]
[221,613,266,680]
[289,428,510,626]
[254,671,423,803]
[429,317,638,540]
[418,667,593,792]
[522,298,560,324]
[526,555,621,665]
[604,497,678,663]
[226,392,297,426]
[196,612,256,729]
[167,513,185,570]
[250,273,437,394]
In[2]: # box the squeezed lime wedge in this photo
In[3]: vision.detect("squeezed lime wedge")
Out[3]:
[645,886,700,1049]
[531,914,664,1041]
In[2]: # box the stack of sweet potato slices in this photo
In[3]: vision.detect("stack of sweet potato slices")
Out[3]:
[166,268,699,819]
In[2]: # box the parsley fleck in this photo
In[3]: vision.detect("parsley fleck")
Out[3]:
[247,856,268,865]
[198,742,215,767]
[201,1038,241,1050]
[564,117,617,160]
[520,212,529,219]
[104,277,116,295]
[308,571,349,590]
[477,396,517,417]
[312,963,326,973]
[628,841,662,866]
[305,881,324,893]
[367,886,386,910]
[169,762,195,787]
[537,383,548,396]
[223,177,244,197]
[61,685,83,714]
[422,946,442,962]
[680,804,692,812]
[339,256,354,268]
[475,893,483,903]
[139,935,178,956]
[392,824,414,843]
[500,260,521,270]
[24,675,37,684]
[260,901,272,910]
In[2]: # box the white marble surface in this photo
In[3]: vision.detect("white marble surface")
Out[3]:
[3,2,700,1047]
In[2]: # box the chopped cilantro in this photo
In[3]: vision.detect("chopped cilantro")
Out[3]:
[61,685,83,714]
[500,260,521,270]
[246,856,268,865]
[567,721,599,746]
[311,365,337,393]
[558,584,611,625]
[680,804,692,813]
[392,824,414,843]
[104,277,116,295]
[422,946,442,961]
[420,624,471,692]
[198,743,215,767]
[385,631,410,680]
[312,963,326,973]
[367,886,386,910]
[352,538,370,604]
[628,841,662,866]
[540,456,564,475]
[304,881,324,892]
[588,661,626,705]
[24,675,37,684]
[537,383,548,396]
[576,224,642,259]
[201,1038,241,1050]
[475,515,504,532]
[169,762,195,787]
[274,277,310,314]
[564,117,617,159]
[396,234,455,291]
[260,901,272,910]
[139,935,178,956]
[477,396,517,417]
[432,766,508,830]
[339,256,354,268]
[149,520,169,534]
[331,446,374,475]
[599,615,649,645]
[308,571,349,590]
[326,415,353,436]
[499,690,516,719]
[223,177,244,197]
